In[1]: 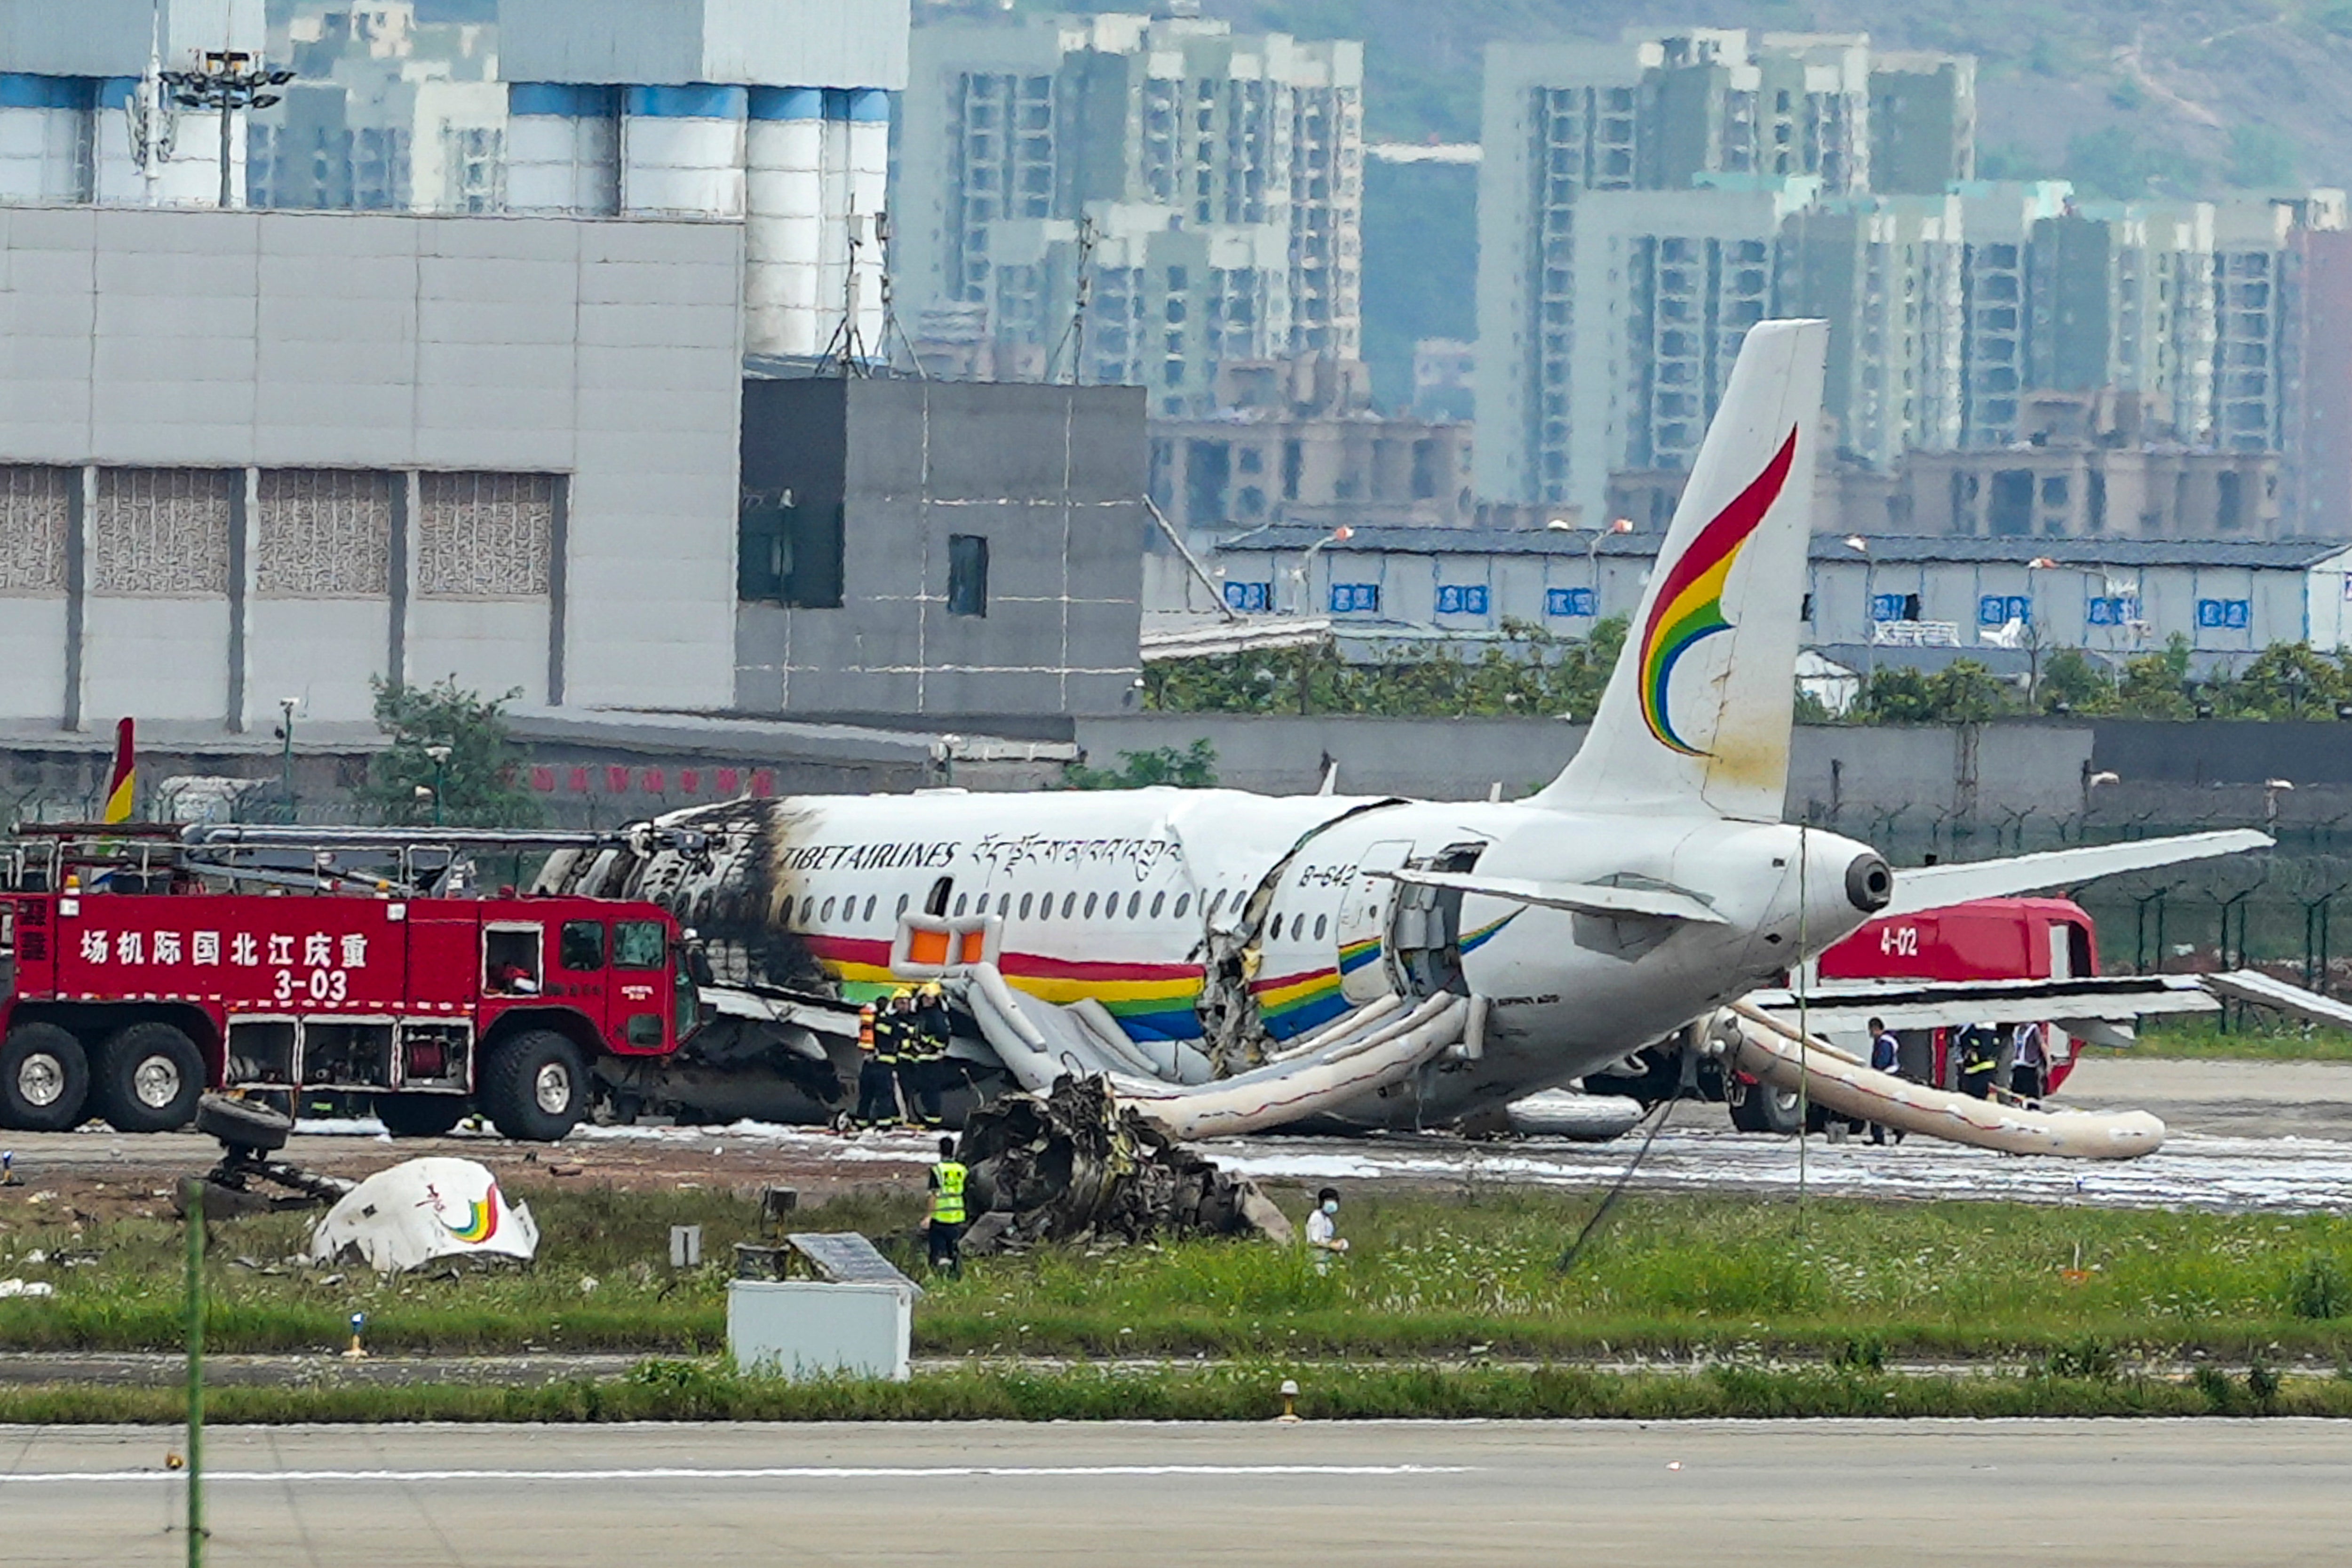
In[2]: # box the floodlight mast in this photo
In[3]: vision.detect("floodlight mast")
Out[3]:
[159,51,295,209]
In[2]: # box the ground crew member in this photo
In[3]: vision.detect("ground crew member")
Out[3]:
[1305,1186,1349,1271]
[1865,1017,1906,1146]
[2010,1020,2049,1100]
[853,1001,898,1129]
[1957,1021,2002,1100]
[926,1136,967,1277]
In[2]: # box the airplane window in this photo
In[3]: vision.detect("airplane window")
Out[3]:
[1127,891,1143,918]
[1019,892,1034,920]
[1061,891,1078,919]
[779,896,796,926]
[1102,896,1118,923]
[954,892,969,916]
[896,894,910,918]
[1084,891,1099,918]
[1175,893,1192,918]
[1270,913,1285,940]
[1315,914,1329,939]
[998,892,1012,917]
[1151,892,1166,918]
[1208,890,1226,919]
[862,895,877,923]
[820,897,837,923]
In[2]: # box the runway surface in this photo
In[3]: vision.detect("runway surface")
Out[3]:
[3,1419,2349,1566]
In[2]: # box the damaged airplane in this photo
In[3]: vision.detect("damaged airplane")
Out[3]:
[538,320,2266,1152]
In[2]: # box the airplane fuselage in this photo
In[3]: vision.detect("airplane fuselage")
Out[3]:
[578,786,1887,1128]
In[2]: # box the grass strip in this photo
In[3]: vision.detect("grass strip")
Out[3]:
[2117,1016,2352,1061]
[1,1360,2346,1424]
[12,1188,2352,1362]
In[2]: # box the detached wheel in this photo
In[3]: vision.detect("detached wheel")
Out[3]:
[374,1093,470,1139]
[477,1029,589,1142]
[92,1021,204,1133]
[194,1093,292,1153]
[0,1023,89,1132]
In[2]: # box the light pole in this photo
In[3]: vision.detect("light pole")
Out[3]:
[1290,525,1353,615]
[423,744,452,828]
[275,698,297,820]
[1549,516,1634,614]
[161,51,294,209]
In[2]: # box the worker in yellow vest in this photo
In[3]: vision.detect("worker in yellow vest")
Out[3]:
[926,1135,968,1277]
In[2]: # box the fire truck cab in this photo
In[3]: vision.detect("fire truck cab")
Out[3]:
[0,826,700,1140]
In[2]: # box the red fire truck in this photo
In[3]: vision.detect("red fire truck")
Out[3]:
[0,825,702,1140]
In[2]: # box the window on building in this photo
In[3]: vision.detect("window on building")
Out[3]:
[948,534,990,617]
[1547,587,1597,619]
[1224,580,1272,613]
[417,472,556,599]
[1435,584,1490,616]
[1330,583,1380,614]
[739,493,844,609]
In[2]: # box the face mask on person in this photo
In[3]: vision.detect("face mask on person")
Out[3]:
[1321,1199,1338,1216]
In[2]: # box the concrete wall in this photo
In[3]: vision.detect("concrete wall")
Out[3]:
[0,205,743,730]
[736,377,1147,717]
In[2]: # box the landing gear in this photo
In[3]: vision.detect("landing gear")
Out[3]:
[477,1029,589,1141]
[1727,1079,1805,1134]
[0,1023,88,1131]
[91,1021,203,1133]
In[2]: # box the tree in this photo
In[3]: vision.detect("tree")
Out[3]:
[1142,618,1629,721]
[2217,642,2349,719]
[2113,635,2196,718]
[2036,647,2114,714]
[356,677,542,828]
[1853,660,2016,724]
[1064,740,1220,790]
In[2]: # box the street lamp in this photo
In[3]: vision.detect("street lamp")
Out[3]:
[274,698,298,820]
[423,744,453,828]
[160,51,295,210]
[1550,516,1635,605]
[1290,525,1353,615]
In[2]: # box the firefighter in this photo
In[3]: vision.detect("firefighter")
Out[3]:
[866,991,908,1128]
[1957,1020,2002,1100]
[908,980,953,1127]
[891,987,936,1128]
[925,1134,967,1277]
[853,1000,898,1129]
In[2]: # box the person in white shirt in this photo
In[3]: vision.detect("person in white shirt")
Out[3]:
[1304,1186,1348,1266]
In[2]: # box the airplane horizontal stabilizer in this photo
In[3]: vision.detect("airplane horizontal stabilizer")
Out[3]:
[1882,829,2271,918]
[1748,972,2219,1035]
[1378,868,1727,924]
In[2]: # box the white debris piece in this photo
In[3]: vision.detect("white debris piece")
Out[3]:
[308,1158,540,1274]
[0,1279,54,1298]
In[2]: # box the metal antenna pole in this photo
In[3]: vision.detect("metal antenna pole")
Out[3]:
[183,1179,205,1568]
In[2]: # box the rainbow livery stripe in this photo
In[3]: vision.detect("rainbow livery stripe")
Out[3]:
[443,1188,501,1244]
[1636,428,1798,756]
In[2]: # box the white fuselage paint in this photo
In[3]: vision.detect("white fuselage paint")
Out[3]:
[618,786,1881,1129]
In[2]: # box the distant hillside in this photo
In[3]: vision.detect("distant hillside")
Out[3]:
[1202,0,2352,197]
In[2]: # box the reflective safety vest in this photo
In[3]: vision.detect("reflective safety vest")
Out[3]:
[931,1161,968,1225]
[858,1006,877,1055]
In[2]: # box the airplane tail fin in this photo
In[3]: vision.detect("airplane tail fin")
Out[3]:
[102,717,136,824]
[1532,319,1827,821]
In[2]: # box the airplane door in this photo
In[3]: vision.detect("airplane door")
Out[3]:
[1336,841,1414,1004]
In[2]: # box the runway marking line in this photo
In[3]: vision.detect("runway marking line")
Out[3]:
[0,1463,1476,1486]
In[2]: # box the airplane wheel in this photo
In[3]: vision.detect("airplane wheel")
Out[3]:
[92,1022,204,1133]
[1729,1082,1804,1135]
[0,1023,88,1132]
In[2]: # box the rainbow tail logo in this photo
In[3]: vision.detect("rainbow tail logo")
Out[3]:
[1635,430,1798,757]
[443,1184,501,1244]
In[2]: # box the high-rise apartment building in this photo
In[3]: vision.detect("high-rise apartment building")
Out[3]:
[1476,29,1971,513]
[895,14,1362,413]
[1780,192,1965,466]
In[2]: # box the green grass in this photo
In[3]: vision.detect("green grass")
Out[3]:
[2,1359,2348,1424]
[2106,1015,2352,1062]
[13,1187,2352,1364]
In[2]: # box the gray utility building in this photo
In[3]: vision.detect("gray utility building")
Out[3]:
[736,376,1147,718]
[0,205,742,733]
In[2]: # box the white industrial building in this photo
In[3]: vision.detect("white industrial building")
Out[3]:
[0,204,744,732]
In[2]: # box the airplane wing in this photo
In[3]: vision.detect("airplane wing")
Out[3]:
[1748,972,2219,1042]
[1882,829,2271,918]
[1378,868,1728,924]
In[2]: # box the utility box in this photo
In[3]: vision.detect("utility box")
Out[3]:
[725,1232,919,1382]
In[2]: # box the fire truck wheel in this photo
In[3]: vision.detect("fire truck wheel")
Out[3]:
[374,1093,470,1139]
[0,1023,89,1132]
[479,1030,589,1142]
[91,1021,205,1134]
